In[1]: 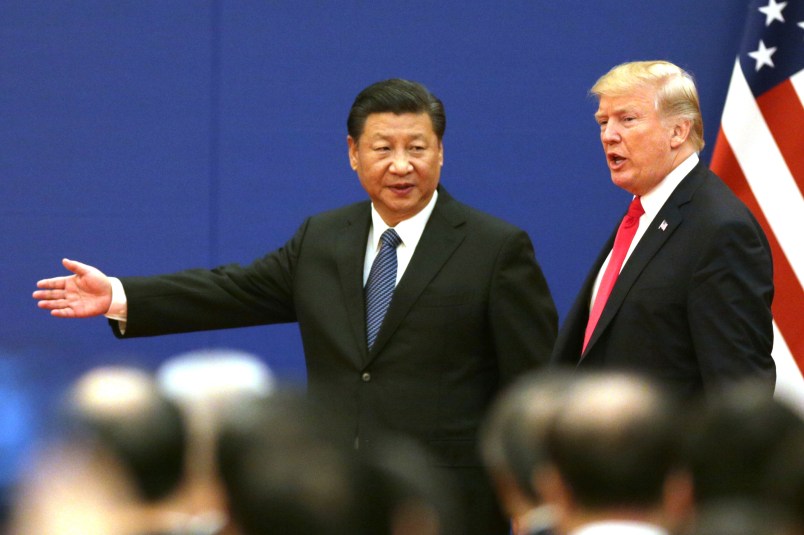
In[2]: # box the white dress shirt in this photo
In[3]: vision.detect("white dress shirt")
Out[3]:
[363,189,438,286]
[588,153,699,309]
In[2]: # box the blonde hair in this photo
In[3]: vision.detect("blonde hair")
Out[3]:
[591,60,704,151]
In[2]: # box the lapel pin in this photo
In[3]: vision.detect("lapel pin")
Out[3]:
[659,220,668,231]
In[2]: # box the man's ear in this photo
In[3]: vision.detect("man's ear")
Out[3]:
[669,118,692,149]
[347,135,358,170]
[533,464,572,532]
[533,464,569,510]
[663,469,695,532]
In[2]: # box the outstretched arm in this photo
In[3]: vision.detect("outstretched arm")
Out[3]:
[33,258,113,318]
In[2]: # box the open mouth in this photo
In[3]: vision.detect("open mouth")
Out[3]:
[389,183,414,194]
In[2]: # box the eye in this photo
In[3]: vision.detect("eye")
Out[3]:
[373,146,391,153]
[409,145,426,153]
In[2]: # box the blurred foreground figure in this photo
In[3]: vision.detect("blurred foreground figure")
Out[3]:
[215,390,462,535]
[9,437,137,535]
[762,431,804,535]
[157,348,274,533]
[480,370,574,535]
[9,366,193,535]
[537,372,693,535]
[682,381,804,535]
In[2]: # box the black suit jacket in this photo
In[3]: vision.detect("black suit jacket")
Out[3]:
[551,162,774,398]
[112,186,557,533]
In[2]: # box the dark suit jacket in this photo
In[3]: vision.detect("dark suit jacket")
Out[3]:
[551,162,774,398]
[112,186,557,534]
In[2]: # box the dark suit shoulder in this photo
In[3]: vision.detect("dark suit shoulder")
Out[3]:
[304,198,371,225]
[680,167,765,230]
[703,170,759,216]
[435,187,530,238]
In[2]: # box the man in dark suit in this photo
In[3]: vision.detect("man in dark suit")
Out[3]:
[34,78,558,535]
[551,60,775,399]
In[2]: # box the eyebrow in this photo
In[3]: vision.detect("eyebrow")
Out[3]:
[595,105,643,119]
[368,131,428,140]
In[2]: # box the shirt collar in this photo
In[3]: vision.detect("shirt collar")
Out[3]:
[517,504,556,533]
[639,152,698,219]
[572,520,669,535]
[369,189,439,250]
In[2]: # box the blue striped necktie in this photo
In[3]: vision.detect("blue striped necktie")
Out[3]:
[365,228,402,349]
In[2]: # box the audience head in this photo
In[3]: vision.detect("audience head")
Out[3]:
[157,348,275,444]
[215,389,363,535]
[217,388,461,535]
[9,364,188,535]
[8,433,139,535]
[480,370,574,521]
[357,434,464,535]
[762,430,804,534]
[65,365,187,503]
[683,380,804,534]
[539,371,689,532]
[684,380,804,506]
[156,348,275,530]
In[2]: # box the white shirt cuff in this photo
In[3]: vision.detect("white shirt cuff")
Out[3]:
[104,277,128,331]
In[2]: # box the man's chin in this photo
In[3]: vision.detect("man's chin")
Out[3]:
[611,174,636,194]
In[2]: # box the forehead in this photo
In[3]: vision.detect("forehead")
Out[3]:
[361,112,435,139]
[595,85,657,116]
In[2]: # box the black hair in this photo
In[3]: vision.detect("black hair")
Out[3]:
[69,390,186,502]
[347,78,446,141]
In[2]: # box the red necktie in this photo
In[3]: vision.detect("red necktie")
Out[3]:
[582,197,644,354]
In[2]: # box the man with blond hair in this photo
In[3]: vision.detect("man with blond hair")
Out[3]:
[551,60,774,399]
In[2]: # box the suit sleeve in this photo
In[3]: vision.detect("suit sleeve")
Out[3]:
[488,229,558,385]
[688,218,775,390]
[111,218,311,338]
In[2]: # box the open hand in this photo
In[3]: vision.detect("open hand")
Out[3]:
[33,258,113,318]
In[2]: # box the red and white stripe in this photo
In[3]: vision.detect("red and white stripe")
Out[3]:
[710,60,804,413]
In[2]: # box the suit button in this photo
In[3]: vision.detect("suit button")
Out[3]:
[361,372,371,382]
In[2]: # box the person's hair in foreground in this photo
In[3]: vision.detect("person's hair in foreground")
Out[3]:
[216,389,461,535]
[64,366,187,503]
[545,371,683,509]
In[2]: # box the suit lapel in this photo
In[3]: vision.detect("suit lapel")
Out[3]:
[367,188,466,361]
[583,164,706,355]
[335,204,372,365]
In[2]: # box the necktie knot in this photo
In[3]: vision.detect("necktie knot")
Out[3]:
[623,197,644,228]
[379,228,402,249]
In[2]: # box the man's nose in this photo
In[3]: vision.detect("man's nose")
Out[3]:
[389,151,413,174]
[601,123,621,143]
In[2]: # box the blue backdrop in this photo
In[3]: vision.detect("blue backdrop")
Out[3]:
[1,0,747,481]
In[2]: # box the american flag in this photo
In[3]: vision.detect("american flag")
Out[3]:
[709,0,804,412]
